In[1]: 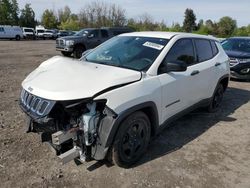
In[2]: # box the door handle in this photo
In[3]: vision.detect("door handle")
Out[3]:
[215,62,221,67]
[190,70,199,76]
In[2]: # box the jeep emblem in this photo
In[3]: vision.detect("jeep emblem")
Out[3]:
[28,87,33,92]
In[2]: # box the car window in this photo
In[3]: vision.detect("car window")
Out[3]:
[101,30,109,38]
[165,39,195,66]
[0,27,4,32]
[195,39,213,62]
[211,40,219,56]
[89,30,99,37]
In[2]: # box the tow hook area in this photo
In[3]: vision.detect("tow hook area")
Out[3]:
[50,102,100,164]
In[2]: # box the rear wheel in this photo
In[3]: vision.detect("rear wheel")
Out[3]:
[207,83,224,112]
[111,111,151,168]
[15,35,20,41]
[73,45,85,58]
[61,51,72,57]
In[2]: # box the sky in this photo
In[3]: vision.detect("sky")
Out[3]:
[17,0,250,27]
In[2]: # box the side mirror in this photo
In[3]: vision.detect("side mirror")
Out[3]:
[87,33,94,38]
[160,60,187,73]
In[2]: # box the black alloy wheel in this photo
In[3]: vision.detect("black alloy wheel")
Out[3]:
[208,84,224,112]
[111,111,151,168]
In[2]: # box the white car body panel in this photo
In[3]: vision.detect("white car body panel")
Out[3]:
[22,56,141,100]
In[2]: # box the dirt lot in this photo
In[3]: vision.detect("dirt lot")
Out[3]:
[0,40,250,188]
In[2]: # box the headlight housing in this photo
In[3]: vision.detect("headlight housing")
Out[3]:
[237,58,250,63]
[65,40,74,46]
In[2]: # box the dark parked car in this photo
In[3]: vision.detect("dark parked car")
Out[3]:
[56,27,133,58]
[222,37,250,80]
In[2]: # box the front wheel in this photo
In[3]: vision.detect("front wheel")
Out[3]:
[61,51,72,57]
[15,35,20,41]
[73,46,85,58]
[207,83,224,112]
[111,111,151,168]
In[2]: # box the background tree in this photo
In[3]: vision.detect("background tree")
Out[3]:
[10,0,19,24]
[169,22,182,32]
[217,16,237,37]
[58,6,71,23]
[19,3,36,27]
[183,8,196,32]
[78,1,126,28]
[234,25,250,36]
[0,0,19,25]
[41,9,58,29]
[59,14,79,30]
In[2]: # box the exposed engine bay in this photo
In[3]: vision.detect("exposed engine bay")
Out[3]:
[19,89,116,164]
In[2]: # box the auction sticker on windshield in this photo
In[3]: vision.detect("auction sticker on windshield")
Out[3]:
[143,41,164,50]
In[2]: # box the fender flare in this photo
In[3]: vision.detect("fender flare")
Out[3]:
[93,101,159,160]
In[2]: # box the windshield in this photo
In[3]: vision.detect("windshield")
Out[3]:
[45,30,53,33]
[222,38,250,53]
[83,36,169,71]
[37,30,44,33]
[74,29,90,36]
[24,29,33,32]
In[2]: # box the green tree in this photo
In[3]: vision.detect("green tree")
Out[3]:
[217,16,237,37]
[10,0,19,24]
[59,14,79,30]
[41,9,58,29]
[58,6,71,23]
[170,22,182,32]
[234,25,250,36]
[19,3,36,27]
[183,8,196,32]
[0,0,19,25]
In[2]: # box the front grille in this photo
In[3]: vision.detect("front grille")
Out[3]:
[229,58,239,67]
[56,39,65,46]
[20,89,54,116]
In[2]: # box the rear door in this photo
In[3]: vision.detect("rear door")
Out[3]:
[192,38,219,100]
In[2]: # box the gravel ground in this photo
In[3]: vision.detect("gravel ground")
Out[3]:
[0,40,250,188]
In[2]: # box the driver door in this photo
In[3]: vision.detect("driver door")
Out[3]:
[86,29,101,49]
[158,38,198,123]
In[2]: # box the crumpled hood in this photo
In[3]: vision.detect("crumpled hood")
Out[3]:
[226,50,250,58]
[22,56,141,100]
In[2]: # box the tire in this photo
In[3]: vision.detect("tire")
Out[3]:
[61,51,72,57]
[15,35,20,41]
[73,45,85,58]
[207,83,224,112]
[111,111,151,168]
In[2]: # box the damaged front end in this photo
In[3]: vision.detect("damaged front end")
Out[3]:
[19,89,117,164]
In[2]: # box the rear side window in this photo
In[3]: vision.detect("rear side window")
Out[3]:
[165,39,195,66]
[101,29,109,38]
[210,41,219,56]
[195,39,213,62]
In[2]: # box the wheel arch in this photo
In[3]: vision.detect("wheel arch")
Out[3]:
[105,101,159,148]
[73,43,86,51]
[220,76,229,91]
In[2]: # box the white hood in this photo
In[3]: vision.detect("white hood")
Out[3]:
[22,56,141,100]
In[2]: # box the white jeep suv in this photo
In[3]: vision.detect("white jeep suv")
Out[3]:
[20,32,230,167]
